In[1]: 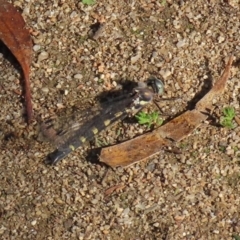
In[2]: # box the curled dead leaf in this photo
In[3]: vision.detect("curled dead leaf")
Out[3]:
[0,0,33,123]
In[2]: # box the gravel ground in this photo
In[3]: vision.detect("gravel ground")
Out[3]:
[1,0,240,239]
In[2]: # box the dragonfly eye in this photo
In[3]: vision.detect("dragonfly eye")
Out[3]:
[147,77,164,96]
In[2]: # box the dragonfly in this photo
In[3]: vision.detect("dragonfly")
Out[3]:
[40,77,164,165]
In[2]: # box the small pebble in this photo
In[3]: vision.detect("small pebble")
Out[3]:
[33,45,41,51]
[131,53,141,64]
[38,51,49,62]
[31,220,37,226]
[74,74,83,79]
[41,87,49,93]
[176,39,186,48]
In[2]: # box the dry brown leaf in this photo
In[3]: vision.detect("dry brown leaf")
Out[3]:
[157,110,208,142]
[0,0,33,123]
[100,131,172,168]
[100,56,233,167]
[195,56,233,112]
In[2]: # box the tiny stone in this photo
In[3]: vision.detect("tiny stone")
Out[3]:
[8,75,15,81]
[91,199,98,204]
[74,74,83,79]
[151,51,157,58]
[176,40,186,48]
[38,51,49,62]
[160,69,172,78]
[33,45,41,51]
[70,11,77,18]
[218,35,225,43]
[31,220,37,226]
[41,87,49,93]
[153,222,159,227]
[23,6,30,15]
[173,19,181,29]
[131,53,141,64]
[57,103,65,109]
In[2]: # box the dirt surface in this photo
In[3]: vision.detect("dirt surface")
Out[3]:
[1,0,240,239]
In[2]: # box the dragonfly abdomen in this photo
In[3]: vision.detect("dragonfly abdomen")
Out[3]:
[47,110,128,164]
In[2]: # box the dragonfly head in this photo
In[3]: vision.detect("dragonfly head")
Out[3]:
[147,77,164,96]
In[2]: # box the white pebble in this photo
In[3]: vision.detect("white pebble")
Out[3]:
[31,220,37,226]
[131,53,141,64]
[23,6,30,15]
[70,11,78,18]
[160,69,172,78]
[218,35,225,43]
[176,39,186,48]
[8,75,15,81]
[41,87,49,93]
[33,45,41,51]
[91,199,98,204]
[38,51,49,62]
[74,74,83,79]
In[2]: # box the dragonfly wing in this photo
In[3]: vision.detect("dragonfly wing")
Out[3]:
[41,95,134,151]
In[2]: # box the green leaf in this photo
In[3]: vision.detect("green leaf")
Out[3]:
[233,234,240,240]
[136,111,163,128]
[82,0,95,5]
[220,107,235,129]
[223,107,235,119]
